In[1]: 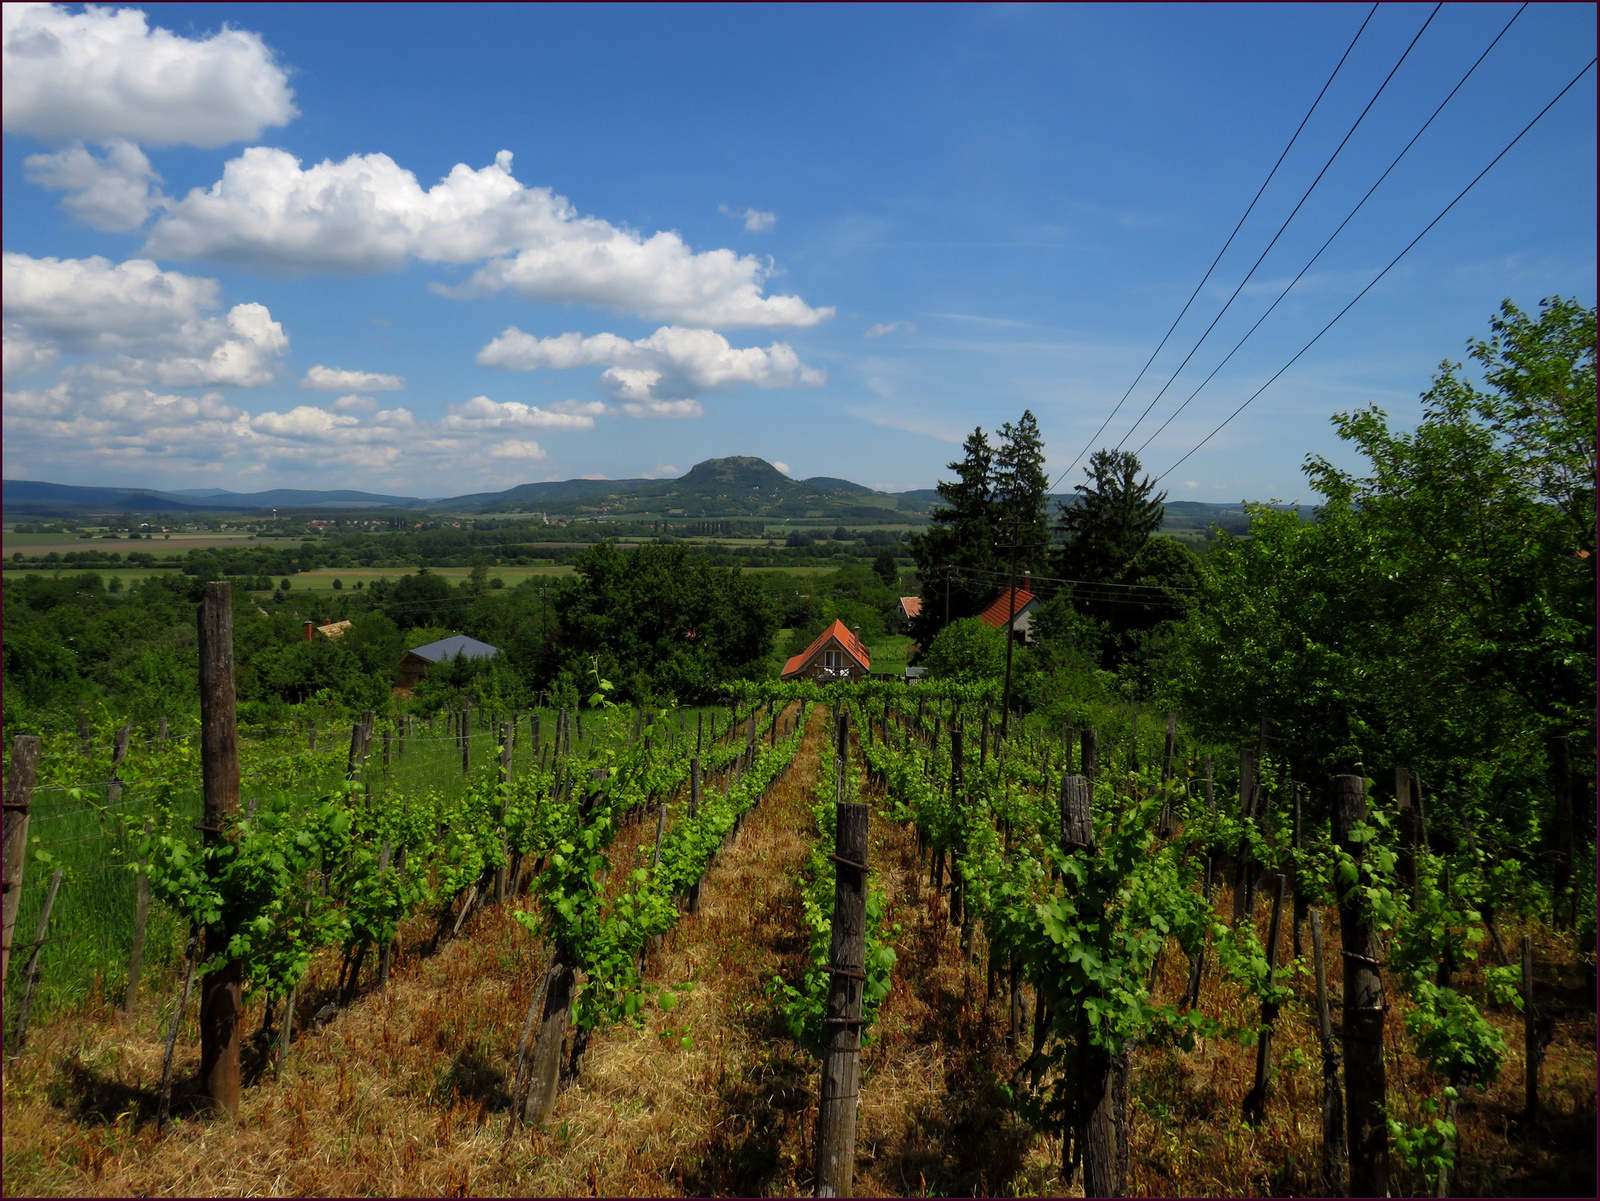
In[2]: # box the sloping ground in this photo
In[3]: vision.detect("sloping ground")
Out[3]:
[2,706,1593,1197]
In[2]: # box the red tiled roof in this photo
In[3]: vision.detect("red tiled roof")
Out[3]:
[781,618,871,679]
[898,596,922,618]
[978,586,1037,629]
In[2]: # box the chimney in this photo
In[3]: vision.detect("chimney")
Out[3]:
[304,621,315,642]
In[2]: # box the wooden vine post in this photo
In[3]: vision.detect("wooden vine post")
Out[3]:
[815,709,867,1199]
[2,735,42,991]
[198,580,243,1116]
[1331,773,1387,1196]
[1309,908,1348,1195]
[1061,771,1126,1197]
[1242,873,1287,1126]
[687,757,704,914]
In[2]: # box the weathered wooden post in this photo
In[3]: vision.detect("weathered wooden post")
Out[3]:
[1232,748,1257,926]
[198,580,243,1116]
[687,757,704,914]
[10,867,64,1053]
[1309,909,1348,1195]
[1080,727,1098,787]
[496,722,513,902]
[523,960,575,1129]
[1523,934,1542,1120]
[1243,873,1287,1126]
[460,704,471,774]
[1331,773,1387,1196]
[1062,771,1125,1197]
[815,709,867,1199]
[107,723,132,805]
[2,736,42,990]
[1291,783,1307,961]
[124,818,153,1015]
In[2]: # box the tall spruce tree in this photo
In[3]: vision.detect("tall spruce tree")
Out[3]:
[1056,449,1195,668]
[993,410,1052,585]
[1055,449,1166,583]
[908,427,997,645]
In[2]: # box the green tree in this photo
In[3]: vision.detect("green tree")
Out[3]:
[993,409,1052,581]
[872,547,899,588]
[920,616,1006,683]
[1161,297,1596,903]
[1055,449,1166,584]
[907,427,997,644]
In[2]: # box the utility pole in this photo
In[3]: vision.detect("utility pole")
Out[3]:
[996,531,1025,740]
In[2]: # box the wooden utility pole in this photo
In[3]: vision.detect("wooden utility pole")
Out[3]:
[197,581,242,1116]
[1331,773,1387,1197]
[815,710,867,1199]
[2,736,42,989]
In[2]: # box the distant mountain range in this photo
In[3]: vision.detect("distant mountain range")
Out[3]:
[3,458,1313,530]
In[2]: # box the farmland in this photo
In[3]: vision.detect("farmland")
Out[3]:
[1,301,1592,1197]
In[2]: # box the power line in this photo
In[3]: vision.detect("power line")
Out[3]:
[1049,2,1380,493]
[1131,1,1528,457]
[1151,54,1598,485]
[1110,1,1442,454]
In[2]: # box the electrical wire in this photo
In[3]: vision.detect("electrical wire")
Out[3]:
[1150,54,1598,485]
[1109,2,1442,454]
[1050,2,1382,490]
[1129,1,1528,457]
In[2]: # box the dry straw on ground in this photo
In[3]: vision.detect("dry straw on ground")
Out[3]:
[3,702,1593,1196]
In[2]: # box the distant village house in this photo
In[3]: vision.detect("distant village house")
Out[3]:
[977,573,1040,643]
[399,634,500,686]
[781,619,871,683]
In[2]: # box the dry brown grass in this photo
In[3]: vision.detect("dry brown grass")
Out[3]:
[3,705,1594,1197]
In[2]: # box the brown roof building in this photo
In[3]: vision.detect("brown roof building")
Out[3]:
[978,573,1041,642]
[781,618,871,682]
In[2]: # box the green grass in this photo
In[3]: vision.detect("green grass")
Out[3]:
[288,564,578,591]
[3,567,183,585]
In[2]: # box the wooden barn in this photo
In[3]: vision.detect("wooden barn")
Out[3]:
[780,618,871,683]
[399,634,500,686]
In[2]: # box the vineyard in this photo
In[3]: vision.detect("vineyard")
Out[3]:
[1,594,1592,1197]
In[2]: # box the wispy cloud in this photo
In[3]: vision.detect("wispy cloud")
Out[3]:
[846,405,966,443]
[720,204,776,232]
[924,312,1033,329]
[864,320,917,338]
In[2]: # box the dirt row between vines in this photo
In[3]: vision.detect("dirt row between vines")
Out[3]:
[3,703,1594,1197]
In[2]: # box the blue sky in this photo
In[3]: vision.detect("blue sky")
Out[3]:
[3,2,1594,501]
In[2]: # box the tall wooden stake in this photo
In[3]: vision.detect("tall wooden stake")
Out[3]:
[2,735,42,990]
[816,711,867,1198]
[198,580,242,1117]
[1310,909,1348,1195]
[1332,773,1387,1196]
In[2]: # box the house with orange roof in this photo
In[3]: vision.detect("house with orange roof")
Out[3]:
[977,572,1041,642]
[896,596,922,621]
[781,618,871,683]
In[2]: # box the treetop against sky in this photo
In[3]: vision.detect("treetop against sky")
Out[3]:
[2,2,1593,500]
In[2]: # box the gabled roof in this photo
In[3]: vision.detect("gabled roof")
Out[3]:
[317,620,353,639]
[898,596,922,618]
[781,618,871,678]
[404,634,499,663]
[978,586,1038,629]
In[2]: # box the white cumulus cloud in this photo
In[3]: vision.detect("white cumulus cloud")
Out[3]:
[487,439,547,460]
[444,395,601,431]
[22,140,164,231]
[476,324,825,404]
[772,461,790,475]
[2,253,287,387]
[330,394,379,412]
[300,364,405,392]
[142,147,830,326]
[621,399,703,420]
[720,204,776,232]
[2,3,296,147]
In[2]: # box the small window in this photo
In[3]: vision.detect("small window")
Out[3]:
[824,649,841,669]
